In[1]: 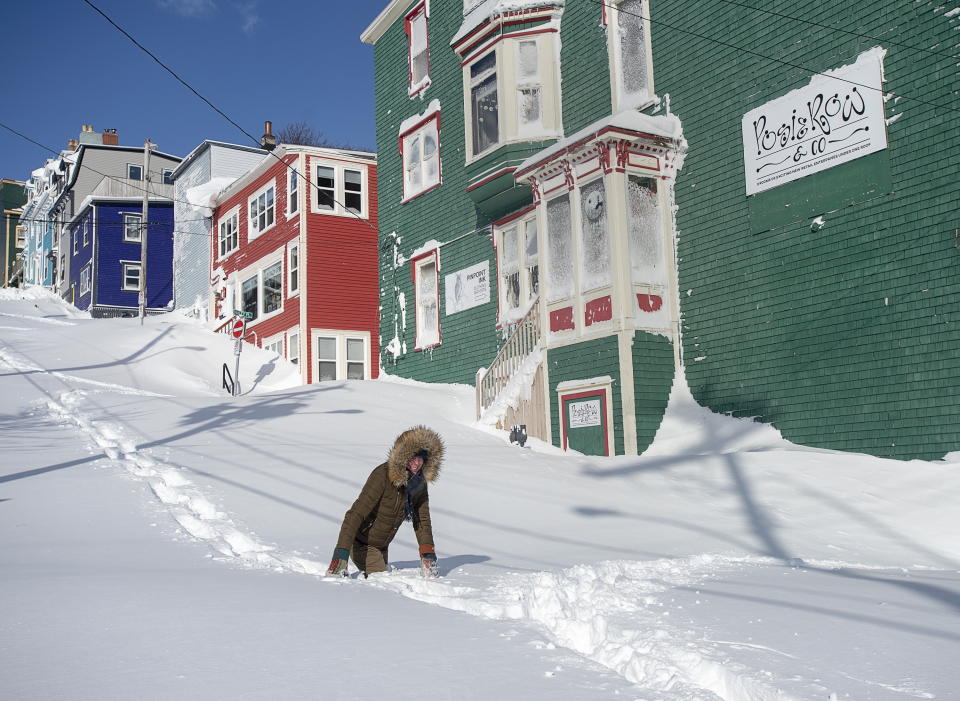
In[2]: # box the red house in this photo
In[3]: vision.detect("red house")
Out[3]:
[210,143,379,384]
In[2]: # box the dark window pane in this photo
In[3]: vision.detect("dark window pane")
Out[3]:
[318,361,337,381]
[472,75,499,154]
[347,362,364,380]
[242,276,258,320]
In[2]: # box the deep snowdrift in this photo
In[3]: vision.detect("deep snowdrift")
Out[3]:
[2,288,958,701]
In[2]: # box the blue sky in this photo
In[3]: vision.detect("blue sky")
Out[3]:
[1,0,386,179]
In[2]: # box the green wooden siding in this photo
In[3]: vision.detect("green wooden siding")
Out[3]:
[559,1,612,133]
[549,335,625,455]
[632,332,674,452]
[652,0,960,459]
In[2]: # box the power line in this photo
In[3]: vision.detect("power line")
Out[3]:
[599,0,960,116]
[82,0,379,235]
[713,0,960,61]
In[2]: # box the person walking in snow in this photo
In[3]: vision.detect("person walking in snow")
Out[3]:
[326,425,443,578]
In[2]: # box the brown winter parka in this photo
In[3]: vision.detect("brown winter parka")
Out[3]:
[334,426,443,554]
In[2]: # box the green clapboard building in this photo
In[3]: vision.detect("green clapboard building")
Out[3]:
[362,0,960,460]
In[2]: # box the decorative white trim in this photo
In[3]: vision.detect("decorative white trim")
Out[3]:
[310,329,371,381]
[310,160,369,219]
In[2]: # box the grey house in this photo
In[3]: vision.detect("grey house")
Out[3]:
[49,127,181,303]
[169,140,267,315]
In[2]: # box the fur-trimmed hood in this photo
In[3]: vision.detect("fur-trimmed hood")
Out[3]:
[386,425,444,487]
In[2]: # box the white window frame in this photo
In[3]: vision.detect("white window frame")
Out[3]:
[494,210,540,325]
[606,0,656,113]
[287,327,300,365]
[16,225,26,248]
[401,113,442,202]
[121,261,141,292]
[287,167,300,217]
[287,242,299,296]
[162,169,174,186]
[311,161,369,219]
[311,330,371,382]
[72,229,78,255]
[127,163,143,181]
[406,1,431,97]
[234,251,285,326]
[123,213,142,243]
[247,180,277,239]
[217,206,239,259]
[412,249,441,350]
[79,264,92,296]
[462,33,562,162]
[263,332,285,356]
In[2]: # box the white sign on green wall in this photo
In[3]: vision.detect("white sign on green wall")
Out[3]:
[742,47,888,195]
[445,261,490,315]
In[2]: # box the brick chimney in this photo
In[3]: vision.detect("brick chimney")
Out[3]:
[102,128,118,146]
[260,120,277,151]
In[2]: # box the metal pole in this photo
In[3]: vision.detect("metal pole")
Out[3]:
[139,139,151,324]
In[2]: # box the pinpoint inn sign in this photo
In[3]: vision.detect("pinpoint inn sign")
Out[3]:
[742,47,888,195]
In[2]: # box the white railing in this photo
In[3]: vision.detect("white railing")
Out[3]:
[477,296,541,417]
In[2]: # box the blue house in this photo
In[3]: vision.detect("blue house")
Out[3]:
[67,197,174,316]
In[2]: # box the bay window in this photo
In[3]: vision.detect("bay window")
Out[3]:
[470,52,499,156]
[579,178,611,292]
[546,195,573,302]
[627,175,661,282]
[516,40,543,135]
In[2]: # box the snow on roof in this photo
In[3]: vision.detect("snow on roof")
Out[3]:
[185,176,239,218]
[452,0,564,46]
[398,99,441,136]
[516,110,683,176]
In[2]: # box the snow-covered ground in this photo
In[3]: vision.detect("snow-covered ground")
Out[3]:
[1,288,958,701]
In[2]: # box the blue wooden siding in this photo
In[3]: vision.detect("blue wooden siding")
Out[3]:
[68,209,95,309]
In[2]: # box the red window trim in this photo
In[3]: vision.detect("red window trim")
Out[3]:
[410,248,441,351]
[405,1,431,98]
[399,112,442,204]
[560,388,610,455]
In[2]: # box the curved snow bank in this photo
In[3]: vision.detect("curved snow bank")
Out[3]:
[644,366,796,456]
[367,557,804,701]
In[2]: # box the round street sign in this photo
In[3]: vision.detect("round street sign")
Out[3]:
[231,318,245,339]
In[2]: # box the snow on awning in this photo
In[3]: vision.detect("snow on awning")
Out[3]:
[515,110,683,178]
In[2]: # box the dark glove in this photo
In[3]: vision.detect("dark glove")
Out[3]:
[327,547,350,576]
[419,544,438,578]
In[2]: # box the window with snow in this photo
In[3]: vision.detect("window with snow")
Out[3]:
[413,251,440,349]
[218,209,239,258]
[121,262,140,292]
[263,335,284,356]
[609,0,652,111]
[248,182,276,238]
[627,175,661,282]
[402,115,441,201]
[500,225,521,313]
[546,195,573,302]
[470,52,499,156]
[287,329,300,365]
[524,217,540,301]
[124,214,142,243]
[406,2,430,96]
[579,178,611,292]
[516,40,543,135]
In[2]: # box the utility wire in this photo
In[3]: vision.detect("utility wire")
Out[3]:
[82,0,379,235]
[713,0,960,61]
[598,0,960,116]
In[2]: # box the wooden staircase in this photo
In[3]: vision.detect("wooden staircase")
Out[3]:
[476,297,548,441]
